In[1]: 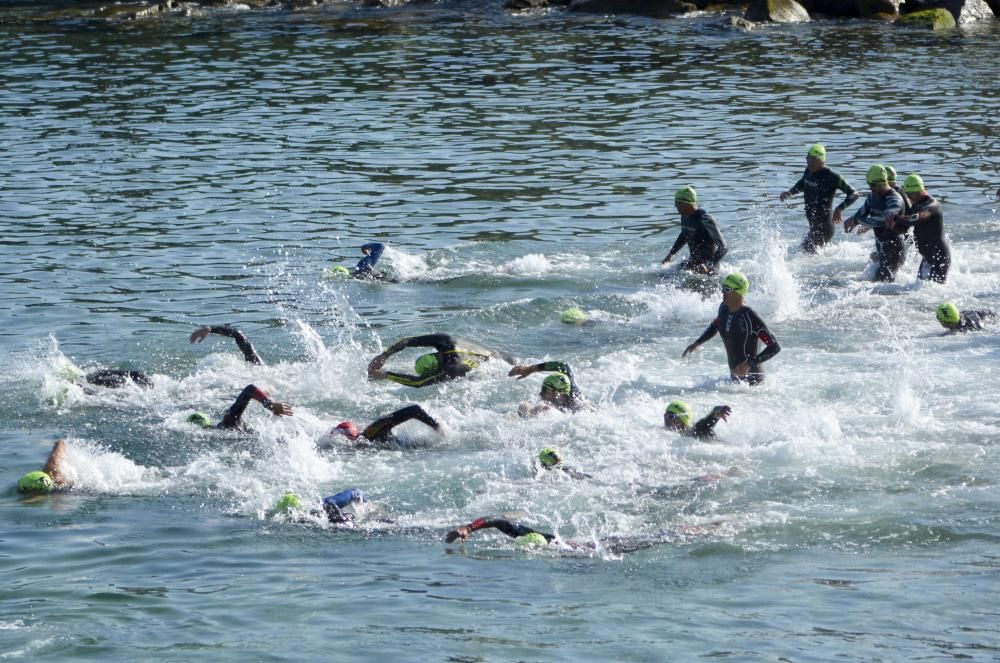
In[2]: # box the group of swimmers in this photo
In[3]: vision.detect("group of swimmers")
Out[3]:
[14,150,997,550]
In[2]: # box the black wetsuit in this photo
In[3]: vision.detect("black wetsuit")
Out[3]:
[665,209,727,274]
[204,325,264,365]
[218,384,273,430]
[85,369,153,389]
[353,242,385,280]
[851,188,906,282]
[360,404,440,447]
[892,194,950,283]
[687,410,726,439]
[532,360,587,412]
[948,310,996,333]
[383,334,491,388]
[787,166,860,253]
[693,305,781,386]
[543,465,592,480]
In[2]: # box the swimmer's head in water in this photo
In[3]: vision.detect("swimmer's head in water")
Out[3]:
[541,373,571,396]
[17,471,54,493]
[538,447,562,468]
[936,302,961,327]
[866,164,888,185]
[515,532,548,547]
[561,307,587,324]
[332,421,361,439]
[721,272,749,297]
[883,164,898,183]
[665,400,693,429]
[807,143,826,160]
[674,186,697,205]
[415,353,439,377]
[327,265,351,277]
[187,412,214,429]
[903,173,925,193]
[272,492,303,514]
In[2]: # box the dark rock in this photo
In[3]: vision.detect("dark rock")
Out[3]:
[803,0,858,16]
[903,0,993,19]
[897,6,957,24]
[744,0,810,21]
[567,0,697,17]
[857,0,902,17]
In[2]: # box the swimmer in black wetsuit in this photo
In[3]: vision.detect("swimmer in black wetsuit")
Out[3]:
[328,404,442,448]
[936,303,996,333]
[844,165,907,282]
[444,516,718,553]
[663,401,731,439]
[508,361,587,416]
[661,186,727,275]
[328,242,388,280]
[779,143,860,253]
[271,488,367,524]
[367,334,497,388]
[683,272,780,386]
[84,369,153,389]
[537,448,591,480]
[187,384,294,431]
[884,165,912,216]
[886,174,950,283]
[16,439,70,493]
[190,325,264,365]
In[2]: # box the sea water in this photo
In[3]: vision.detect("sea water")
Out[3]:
[1,7,999,660]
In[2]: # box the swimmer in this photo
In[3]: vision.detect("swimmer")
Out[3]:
[682,272,780,386]
[271,488,366,524]
[508,361,587,415]
[884,165,912,215]
[367,333,498,388]
[537,447,592,480]
[663,401,732,439]
[661,186,727,276]
[327,242,387,280]
[844,164,907,282]
[187,384,293,431]
[83,369,153,389]
[936,303,996,333]
[779,143,860,253]
[16,439,69,493]
[328,404,442,448]
[190,324,264,365]
[885,174,950,283]
[445,516,719,554]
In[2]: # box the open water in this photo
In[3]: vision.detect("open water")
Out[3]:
[2,4,999,660]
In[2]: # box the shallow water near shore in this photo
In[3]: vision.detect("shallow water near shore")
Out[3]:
[2,5,1000,660]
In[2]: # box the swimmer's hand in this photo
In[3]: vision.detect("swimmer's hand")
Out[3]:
[843,218,858,233]
[367,353,389,380]
[832,208,844,225]
[661,253,674,265]
[682,343,700,358]
[190,326,211,344]
[711,405,732,422]
[733,361,751,378]
[445,526,471,544]
[266,401,294,417]
[508,365,538,380]
[779,190,791,201]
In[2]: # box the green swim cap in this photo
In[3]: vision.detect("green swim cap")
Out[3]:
[721,272,749,297]
[541,373,571,395]
[273,492,303,514]
[883,164,898,182]
[538,447,562,467]
[665,400,693,428]
[328,265,350,277]
[903,173,925,193]
[515,532,548,546]
[415,353,439,377]
[561,307,587,325]
[936,302,960,325]
[807,143,826,160]
[866,164,888,185]
[18,471,54,493]
[674,186,697,204]
[187,412,214,429]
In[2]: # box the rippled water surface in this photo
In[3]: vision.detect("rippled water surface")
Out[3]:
[2,5,999,660]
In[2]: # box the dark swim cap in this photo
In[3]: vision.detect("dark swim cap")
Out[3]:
[541,373,571,395]
[18,471,54,493]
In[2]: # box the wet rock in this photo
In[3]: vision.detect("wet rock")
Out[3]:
[727,14,756,27]
[567,0,697,18]
[506,0,571,10]
[931,0,995,22]
[744,0,810,22]
[897,6,958,24]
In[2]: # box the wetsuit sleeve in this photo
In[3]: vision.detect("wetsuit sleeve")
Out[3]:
[561,466,592,480]
[747,310,780,367]
[703,214,727,263]
[693,319,720,346]
[850,196,870,222]
[893,199,940,232]
[219,384,272,429]
[834,177,860,212]
[787,172,806,195]
[323,488,365,510]
[387,334,457,354]
[467,517,555,542]
[666,232,687,259]
[690,412,722,439]
[362,404,440,440]
[382,371,450,388]
[354,242,385,276]
[208,326,264,365]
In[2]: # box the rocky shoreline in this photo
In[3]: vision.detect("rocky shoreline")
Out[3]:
[1,0,996,29]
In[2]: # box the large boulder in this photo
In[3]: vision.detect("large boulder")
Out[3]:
[897,6,957,24]
[744,0,811,21]
[567,0,696,17]
[903,0,994,20]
